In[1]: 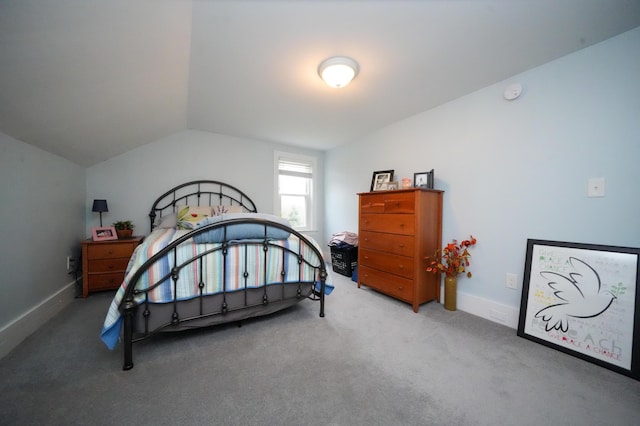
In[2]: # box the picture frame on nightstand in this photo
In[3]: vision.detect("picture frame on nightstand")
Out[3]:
[92,226,118,241]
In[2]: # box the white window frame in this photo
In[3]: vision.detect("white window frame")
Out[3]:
[274,151,317,232]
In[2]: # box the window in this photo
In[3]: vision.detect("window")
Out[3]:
[274,152,316,231]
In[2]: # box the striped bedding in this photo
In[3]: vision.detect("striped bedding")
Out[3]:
[101,228,332,349]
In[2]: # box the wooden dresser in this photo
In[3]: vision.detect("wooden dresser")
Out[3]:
[357,189,443,312]
[81,236,143,297]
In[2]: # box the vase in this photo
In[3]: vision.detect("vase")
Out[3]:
[444,275,457,311]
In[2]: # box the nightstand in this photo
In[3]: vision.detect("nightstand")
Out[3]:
[81,236,143,297]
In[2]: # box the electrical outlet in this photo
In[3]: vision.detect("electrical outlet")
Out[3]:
[66,256,78,272]
[506,273,518,289]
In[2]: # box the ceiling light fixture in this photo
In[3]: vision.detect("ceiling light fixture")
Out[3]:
[318,56,359,88]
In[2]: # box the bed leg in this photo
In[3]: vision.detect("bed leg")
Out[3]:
[122,301,135,371]
[319,273,326,318]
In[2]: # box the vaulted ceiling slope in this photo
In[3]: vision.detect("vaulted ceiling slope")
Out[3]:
[1,0,639,167]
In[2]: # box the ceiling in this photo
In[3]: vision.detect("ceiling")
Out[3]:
[1,0,639,167]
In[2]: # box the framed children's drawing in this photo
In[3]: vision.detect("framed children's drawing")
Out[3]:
[517,239,640,380]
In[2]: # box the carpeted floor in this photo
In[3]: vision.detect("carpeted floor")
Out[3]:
[1,271,639,425]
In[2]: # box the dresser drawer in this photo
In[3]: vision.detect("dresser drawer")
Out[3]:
[360,213,415,235]
[359,191,415,214]
[359,230,414,257]
[359,196,385,213]
[358,265,413,302]
[88,243,135,259]
[359,248,414,279]
[383,192,415,213]
[88,258,130,273]
[86,272,124,291]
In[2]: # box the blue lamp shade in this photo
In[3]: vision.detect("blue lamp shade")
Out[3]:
[92,199,108,226]
[92,199,108,213]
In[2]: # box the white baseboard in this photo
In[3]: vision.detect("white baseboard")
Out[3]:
[0,281,77,360]
[442,287,520,329]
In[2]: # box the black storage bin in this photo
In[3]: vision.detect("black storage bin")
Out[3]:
[330,246,358,277]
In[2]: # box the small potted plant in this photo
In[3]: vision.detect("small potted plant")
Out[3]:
[426,235,477,311]
[113,220,135,239]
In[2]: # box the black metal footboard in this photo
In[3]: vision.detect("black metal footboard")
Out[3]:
[120,219,327,370]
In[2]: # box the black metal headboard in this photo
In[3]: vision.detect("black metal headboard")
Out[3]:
[149,180,258,231]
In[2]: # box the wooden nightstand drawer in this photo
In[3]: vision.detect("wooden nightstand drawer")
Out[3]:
[359,213,415,235]
[86,272,125,291]
[88,258,130,273]
[359,248,414,279]
[88,243,136,259]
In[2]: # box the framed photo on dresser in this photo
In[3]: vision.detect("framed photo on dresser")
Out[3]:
[414,169,434,189]
[370,170,394,191]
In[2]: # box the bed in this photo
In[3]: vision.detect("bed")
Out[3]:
[100,180,332,370]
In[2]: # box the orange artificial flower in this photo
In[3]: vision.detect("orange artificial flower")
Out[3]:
[426,235,477,278]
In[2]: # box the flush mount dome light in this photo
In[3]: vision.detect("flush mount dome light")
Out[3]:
[318,56,359,88]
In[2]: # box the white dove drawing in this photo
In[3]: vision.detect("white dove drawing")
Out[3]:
[535,257,616,333]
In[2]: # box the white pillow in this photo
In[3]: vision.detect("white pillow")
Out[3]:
[155,213,177,229]
[176,205,214,230]
[212,205,244,216]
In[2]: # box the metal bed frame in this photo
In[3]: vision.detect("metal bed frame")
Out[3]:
[118,180,327,370]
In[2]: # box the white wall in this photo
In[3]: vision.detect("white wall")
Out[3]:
[0,133,85,357]
[325,27,640,327]
[86,130,325,243]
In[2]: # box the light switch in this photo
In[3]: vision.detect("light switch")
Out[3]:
[587,178,605,197]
